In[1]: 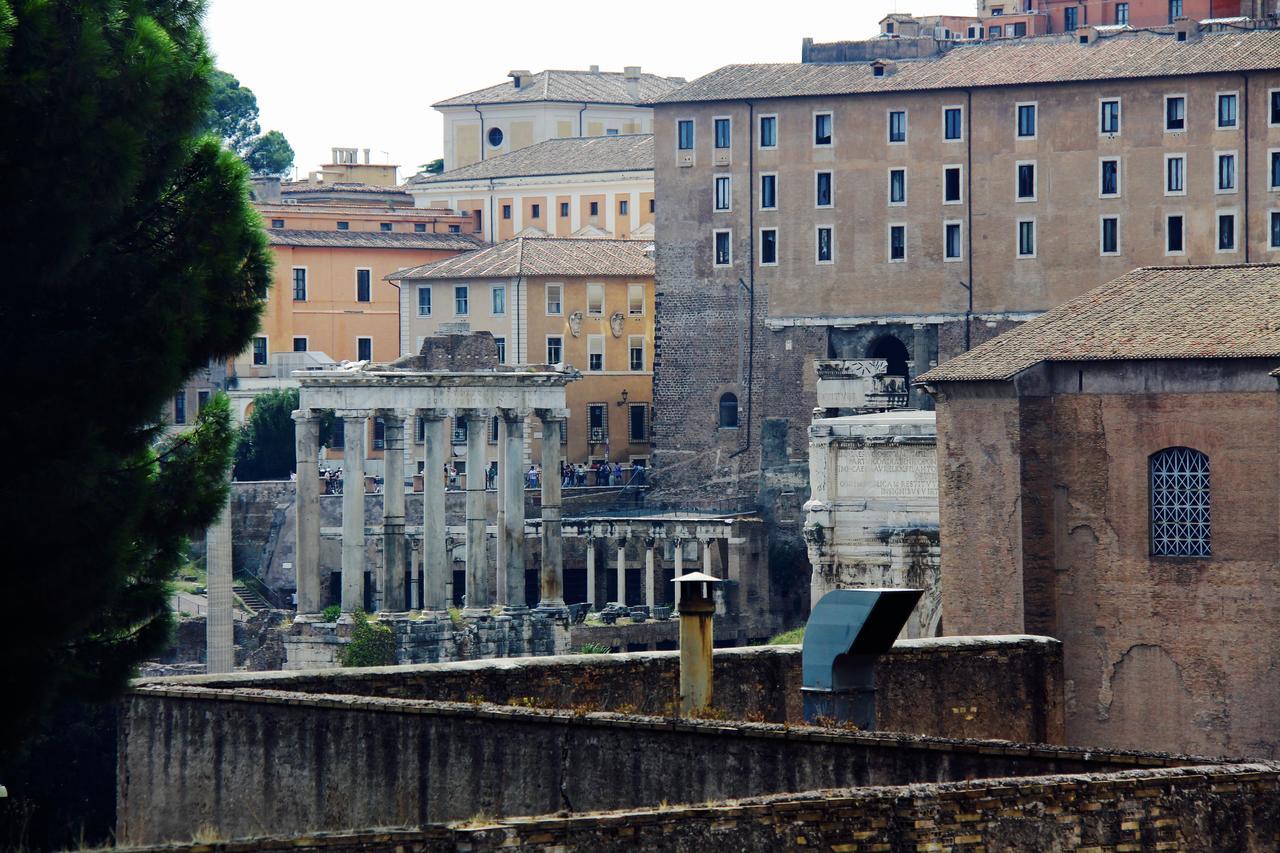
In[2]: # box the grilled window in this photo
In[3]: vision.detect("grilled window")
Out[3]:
[1150,447,1210,557]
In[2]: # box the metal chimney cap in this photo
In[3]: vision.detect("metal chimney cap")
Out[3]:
[671,571,722,584]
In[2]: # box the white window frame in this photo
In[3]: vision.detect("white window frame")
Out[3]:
[1216,208,1239,254]
[887,108,908,145]
[943,219,963,262]
[887,223,907,263]
[943,164,964,205]
[627,335,646,372]
[1216,90,1240,130]
[758,172,778,211]
[1165,212,1187,257]
[291,335,309,353]
[815,225,835,265]
[1216,150,1238,194]
[545,282,563,316]
[586,334,605,372]
[545,335,563,365]
[1015,160,1037,203]
[628,283,645,316]
[713,228,732,267]
[758,227,779,267]
[712,115,732,149]
[1016,218,1037,259]
[1099,157,1122,199]
[713,174,732,212]
[815,170,834,209]
[813,111,833,147]
[354,266,373,303]
[1098,97,1122,137]
[1015,101,1038,140]
[494,336,507,365]
[1270,88,1280,127]
[942,104,965,142]
[757,113,778,150]
[586,283,605,317]
[417,284,432,317]
[1164,153,1187,197]
[1164,93,1187,133]
[1269,148,1280,191]
[1269,209,1280,250]
[675,118,695,151]
[490,284,506,316]
[887,167,908,206]
[454,284,469,316]
[1099,215,1121,256]
[356,336,373,361]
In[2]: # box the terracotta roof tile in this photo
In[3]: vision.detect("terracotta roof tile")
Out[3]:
[655,29,1280,103]
[386,237,654,281]
[917,264,1280,383]
[434,70,684,108]
[407,135,652,186]
[267,230,484,251]
[281,182,409,196]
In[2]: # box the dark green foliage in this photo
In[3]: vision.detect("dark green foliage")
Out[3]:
[234,388,299,480]
[0,0,271,756]
[321,604,342,623]
[200,67,294,175]
[339,610,397,667]
[420,157,444,175]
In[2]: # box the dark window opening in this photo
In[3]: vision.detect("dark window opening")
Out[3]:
[718,393,739,428]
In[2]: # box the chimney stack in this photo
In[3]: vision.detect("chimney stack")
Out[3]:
[589,64,600,73]
[507,69,532,89]
[363,148,371,164]
[624,65,642,98]
[1173,16,1202,42]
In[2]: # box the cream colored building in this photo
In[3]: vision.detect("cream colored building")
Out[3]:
[433,66,683,171]
[406,134,654,243]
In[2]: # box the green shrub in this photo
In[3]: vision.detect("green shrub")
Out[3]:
[321,604,341,623]
[578,642,612,655]
[767,627,805,645]
[338,610,397,667]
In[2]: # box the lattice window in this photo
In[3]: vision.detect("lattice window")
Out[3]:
[1150,447,1210,557]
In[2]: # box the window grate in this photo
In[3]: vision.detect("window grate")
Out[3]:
[1150,447,1210,557]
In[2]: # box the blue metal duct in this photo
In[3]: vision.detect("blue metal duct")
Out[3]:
[800,588,924,729]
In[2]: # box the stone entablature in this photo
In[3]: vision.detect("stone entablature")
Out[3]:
[804,411,940,639]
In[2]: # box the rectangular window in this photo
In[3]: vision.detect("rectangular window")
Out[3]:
[546,283,562,315]
[1271,211,1280,248]
[357,337,372,361]
[1165,95,1186,131]
[252,336,267,366]
[270,218,284,229]
[943,106,963,141]
[292,336,307,352]
[1169,0,1182,21]
[1218,212,1237,252]
[1017,162,1036,201]
[331,419,345,448]
[1064,6,1078,29]
[502,204,512,220]
[1011,21,1026,36]
[415,222,427,232]
[889,224,906,262]
[587,283,604,316]
[888,110,907,144]
[815,171,832,207]
[1116,2,1129,25]
[1017,219,1036,258]
[417,285,432,316]
[1218,93,1238,129]
[1101,216,1119,255]
[816,226,833,263]
[587,335,604,372]
[944,166,963,203]
[714,117,731,149]
[173,392,186,425]
[760,173,777,210]
[714,229,731,266]
[990,24,1001,37]
[759,228,777,266]
[1100,159,1120,197]
[380,222,392,232]
[714,175,731,211]
[1017,102,1037,138]
[619,199,629,215]
[531,203,541,219]
[1167,214,1185,254]
[677,119,694,150]
[491,285,505,315]
[454,285,468,316]
[889,168,906,205]
[559,201,570,217]
[944,221,962,260]
[590,201,599,216]
[1217,152,1237,192]
[814,112,832,146]
[628,283,645,315]
[451,419,466,446]
[1272,151,1280,189]
[546,336,563,364]
[1272,90,1280,126]
[1100,99,1121,135]
[355,268,371,303]
[648,198,655,213]
[494,337,506,364]
[628,335,645,371]
[629,403,648,443]
[447,224,459,233]
[587,404,608,444]
[1166,154,1186,194]
[197,390,210,414]
[759,114,777,148]
[337,221,349,230]
[292,267,307,301]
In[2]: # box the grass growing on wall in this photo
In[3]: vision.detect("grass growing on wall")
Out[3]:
[767,627,805,645]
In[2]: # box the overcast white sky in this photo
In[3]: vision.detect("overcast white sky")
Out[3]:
[203,0,973,181]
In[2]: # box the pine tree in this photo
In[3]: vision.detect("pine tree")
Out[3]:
[0,0,272,754]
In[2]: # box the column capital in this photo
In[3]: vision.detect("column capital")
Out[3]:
[376,408,406,423]
[416,407,451,422]
[337,409,374,421]
[292,408,322,424]
[498,406,532,423]
[535,407,571,422]
[455,407,494,422]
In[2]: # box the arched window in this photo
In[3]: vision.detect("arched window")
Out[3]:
[1150,447,1210,557]
[867,335,911,379]
[718,393,739,429]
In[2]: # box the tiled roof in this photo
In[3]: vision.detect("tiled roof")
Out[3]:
[655,28,1280,103]
[281,182,410,196]
[386,237,654,281]
[434,69,684,108]
[917,264,1280,383]
[267,230,485,251]
[407,135,653,186]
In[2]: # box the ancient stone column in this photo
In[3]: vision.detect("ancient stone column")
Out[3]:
[499,408,528,608]
[536,409,568,613]
[644,535,657,611]
[586,536,596,610]
[420,409,449,611]
[615,533,628,606]
[292,409,322,613]
[205,485,234,674]
[340,410,369,612]
[461,408,492,614]
[673,536,684,608]
[380,410,406,612]
[702,537,714,575]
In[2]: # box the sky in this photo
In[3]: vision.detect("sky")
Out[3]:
[203,0,974,182]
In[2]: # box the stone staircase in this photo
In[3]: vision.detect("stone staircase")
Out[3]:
[232,580,270,614]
